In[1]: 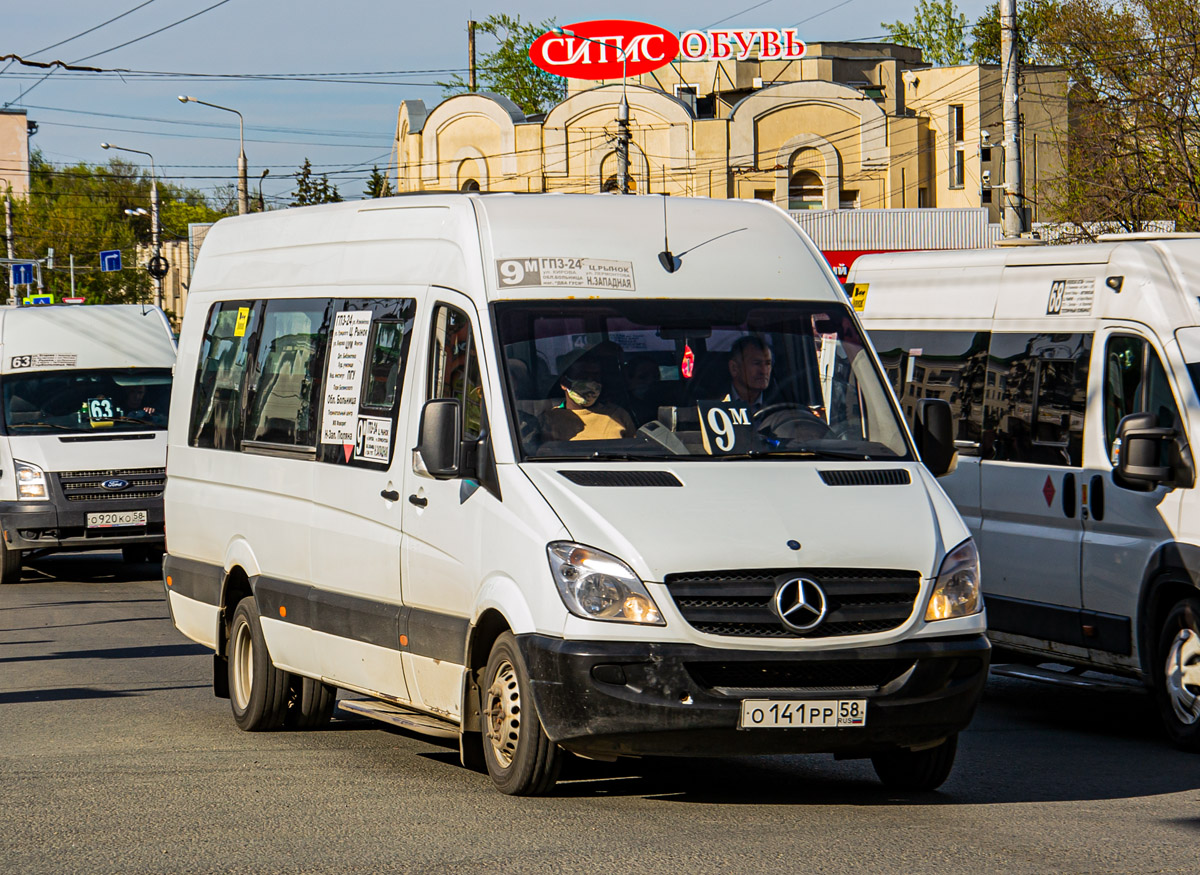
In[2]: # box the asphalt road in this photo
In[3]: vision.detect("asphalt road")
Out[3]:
[2,552,1199,874]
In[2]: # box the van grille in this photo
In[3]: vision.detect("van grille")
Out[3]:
[664,568,921,638]
[55,468,167,502]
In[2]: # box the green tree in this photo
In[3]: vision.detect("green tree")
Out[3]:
[969,0,1062,64]
[439,14,566,115]
[364,165,394,198]
[5,152,227,305]
[883,0,969,66]
[291,158,342,206]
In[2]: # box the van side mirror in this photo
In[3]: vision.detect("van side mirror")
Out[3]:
[1113,412,1173,485]
[914,398,956,477]
[418,399,462,478]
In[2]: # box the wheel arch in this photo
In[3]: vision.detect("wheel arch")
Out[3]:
[1137,542,1200,676]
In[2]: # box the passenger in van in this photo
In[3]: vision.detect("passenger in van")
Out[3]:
[723,335,773,414]
[539,348,636,441]
[624,357,664,425]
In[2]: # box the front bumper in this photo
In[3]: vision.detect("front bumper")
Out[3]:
[0,497,164,551]
[517,632,990,759]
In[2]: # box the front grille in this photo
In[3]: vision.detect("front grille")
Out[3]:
[55,468,166,503]
[665,568,921,639]
[687,659,915,694]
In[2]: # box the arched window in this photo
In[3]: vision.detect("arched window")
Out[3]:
[788,170,824,210]
[460,179,481,192]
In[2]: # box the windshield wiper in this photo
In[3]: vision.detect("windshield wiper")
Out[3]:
[716,448,876,461]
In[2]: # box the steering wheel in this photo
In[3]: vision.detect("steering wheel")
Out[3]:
[753,402,832,441]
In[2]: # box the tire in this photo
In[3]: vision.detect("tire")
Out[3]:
[228,596,290,731]
[480,632,561,795]
[1154,595,1200,750]
[871,734,958,791]
[0,539,21,585]
[285,675,338,729]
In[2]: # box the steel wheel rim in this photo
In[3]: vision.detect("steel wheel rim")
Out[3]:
[1165,627,1200,725]
[232,619,254,711]
[484,658,521,769]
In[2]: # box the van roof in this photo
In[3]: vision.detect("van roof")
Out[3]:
[190,193,840,306]
[0,304,176,374]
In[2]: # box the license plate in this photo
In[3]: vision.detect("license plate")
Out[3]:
[739,699,867,729]
[87,510,147,528]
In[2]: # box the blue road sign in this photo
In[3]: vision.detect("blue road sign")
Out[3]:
[10,263,34,285]
[100,250,122,272]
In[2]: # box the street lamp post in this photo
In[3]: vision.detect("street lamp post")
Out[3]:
[178,95,248,215]
[101,142,165,308]
[552,27,632,194]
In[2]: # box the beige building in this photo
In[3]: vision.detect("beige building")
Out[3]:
[0,108,32,198]
[393,42,1068,225]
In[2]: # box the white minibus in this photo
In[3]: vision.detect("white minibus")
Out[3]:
[0,304,176,583]
[852,235,1200,748]
[163,194,988,795]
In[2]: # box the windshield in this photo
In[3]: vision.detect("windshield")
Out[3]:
[494,300,910,461]
[2,368,172,435]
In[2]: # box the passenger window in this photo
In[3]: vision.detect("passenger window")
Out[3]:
[984,332,1092,466]
[189,302,259,450]
[244,299,332,448]
[428,304,485,440]
[362,321,407,410]
[870,330,989,453]
[1104,335,1183,459]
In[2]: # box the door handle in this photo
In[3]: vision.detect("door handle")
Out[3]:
[380,489,400,502]
[408,494,428,508]
[1089,475,1105,522]
[1062,472,1076,518]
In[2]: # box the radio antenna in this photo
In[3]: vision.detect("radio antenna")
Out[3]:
[657,194,679,273]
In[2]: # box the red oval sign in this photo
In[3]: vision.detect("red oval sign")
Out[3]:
[530,20,680,80]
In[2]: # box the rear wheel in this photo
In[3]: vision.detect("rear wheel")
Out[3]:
[1155,595,1200,750]
[228,596,290,731]
[285,675,338,729]
[481,632,561,795]
[0,540,21,585]
[871,734,958,791]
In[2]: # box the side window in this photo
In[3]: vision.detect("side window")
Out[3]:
[244,299,332,449]
[870,330,989,453]
[189,301,258,450]
[428,304,485,440]
[984,332,1092,466]
[1104,335,1183,458]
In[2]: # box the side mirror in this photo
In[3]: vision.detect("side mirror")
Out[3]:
[418,399,462,478]
[1113,412,1173,485]
[914,398,956,477]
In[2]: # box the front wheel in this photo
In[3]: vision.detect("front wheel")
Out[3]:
[228,596,290,731]
[481,632,561,795]
[1155,596,1200,749]
[0,539,21,585]
[871,734,958,791]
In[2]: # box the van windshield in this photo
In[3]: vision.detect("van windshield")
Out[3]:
[2,369,172,435]
[494,300,911,461]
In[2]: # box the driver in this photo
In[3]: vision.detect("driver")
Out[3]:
[539,349,635,442]
[724,335,773,414]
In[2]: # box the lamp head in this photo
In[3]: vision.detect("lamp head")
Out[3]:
[100,142,111,150]
[178,95,194,103]
[551,26,574,36]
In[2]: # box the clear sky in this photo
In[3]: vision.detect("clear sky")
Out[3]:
[2,0,994,205]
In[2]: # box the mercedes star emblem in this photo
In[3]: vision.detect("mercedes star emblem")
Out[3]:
[774,577,828,632]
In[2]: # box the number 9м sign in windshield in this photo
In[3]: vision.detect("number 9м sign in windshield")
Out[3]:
[529,20,806,80]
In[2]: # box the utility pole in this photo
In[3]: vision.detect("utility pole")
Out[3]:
[1001,0,1024,237]
[468,20,477,92]
[4,195,13,259]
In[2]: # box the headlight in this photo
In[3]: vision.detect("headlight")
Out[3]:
[15,461,48,500]
[925,539,982,621]
[547,542,665,625]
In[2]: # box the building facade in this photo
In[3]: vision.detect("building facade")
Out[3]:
[392,42,1068,226]
[0,108,32,199]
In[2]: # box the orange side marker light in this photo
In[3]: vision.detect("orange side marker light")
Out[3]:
[399,634,408,647]
[279,605,287,618]
[166,576,173,587]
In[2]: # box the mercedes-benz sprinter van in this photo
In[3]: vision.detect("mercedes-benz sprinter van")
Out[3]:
[0,304,176,583]
[852,235,1200,749]
[163,194,988,795]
